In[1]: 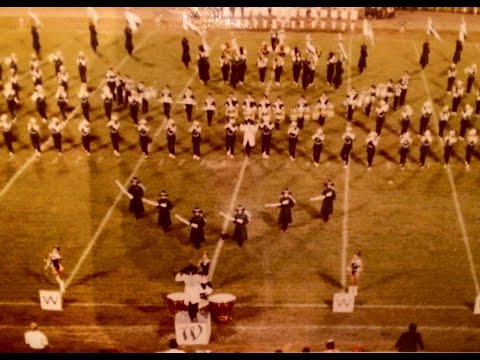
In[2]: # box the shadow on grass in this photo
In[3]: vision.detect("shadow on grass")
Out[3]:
[317,270,343,290]
[361,270,414,292]
[69,270,116,288]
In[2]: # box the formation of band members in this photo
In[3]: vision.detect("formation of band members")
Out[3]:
[1,25,479,169]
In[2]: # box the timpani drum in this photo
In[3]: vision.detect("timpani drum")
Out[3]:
[166,292,209,317]
[207,293,236,324]
[166,292,187,316]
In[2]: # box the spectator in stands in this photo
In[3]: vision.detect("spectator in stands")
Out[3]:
[323,339,339,352]
[162,338,185,353]
[395,323,424,352]
[24,322,50,352]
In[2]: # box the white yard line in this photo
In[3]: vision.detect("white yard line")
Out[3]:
[1,322,479,333]
[65,37,220,290]
[209,156,249,279]
[0,301,469,311]
[0,30,156,202]
[411,39,480,296]
[340,35,353,290]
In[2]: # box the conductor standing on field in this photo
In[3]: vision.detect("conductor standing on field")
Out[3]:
[157,190,173,232]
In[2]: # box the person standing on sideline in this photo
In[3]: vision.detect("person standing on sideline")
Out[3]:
[28,117,41,155]
[224,117,238,158]
[277,189,296,233]
[125,25,134,55]
[231,205,251,247]
[357,43,367,74]
[157,190,173,232]
[203,92,216,126]
[78,118,91,156]
[25,322,49,353]
[137,118,150,158]
[44,246,65,293]
[399,131,413,169]
[347,251,363,287]
[340,125,355,168]
[395,323,424,352]
[107,115,120,156]
[438,105,450,138]
[166,118,177,159]
[365,130,379,170]
[189,207,206,249]
[419,129,433,168]
[443,129,458,168]
[188,120,202,160]
[311,127,325,167]
[128,177,145,219]
[465,128,478,170]
[48,117,64,156]
[159,85,173,119]
[181,37,191,69]
[419,39,430,69]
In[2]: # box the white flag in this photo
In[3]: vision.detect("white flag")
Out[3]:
[87,7,99,26]
[363,19,374,45]
[306,34,316,56]
[125,8,142,33]
[459,16,467,42]
[182,14,204,37]
[426,17,441,41]
[28,9,42,27]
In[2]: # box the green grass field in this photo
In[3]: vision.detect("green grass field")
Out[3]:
[1,8,480,352]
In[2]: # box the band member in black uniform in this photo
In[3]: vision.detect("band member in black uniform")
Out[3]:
[189,207,206,249]
[311,127,324,167]
[181,36,191,69]
[89,22,98,53]
[340,125,356,167]
[224,117,237,158]
[166,118,177,158]
[365,130,379,170]
[107,115,121,156]
[277,189,296,233]
[357,43,367,74]
[419,39,430,69]
[128,177,145,219]
[27,117,41,155]
[419,129,432,168]
[78,118,91,156]
[157,190,173,232]
[319,180,336,222]
[31,25,41,57]
[189,120,202,160]
[125,25,134,55]
[232,205,251,247]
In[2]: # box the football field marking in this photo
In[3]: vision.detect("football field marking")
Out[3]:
[0,30,156,202]
[411,40,480,296]
[0,300,468,311]
[65,37,220,290]
[210,80,272,294]
[340,35,353,289]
